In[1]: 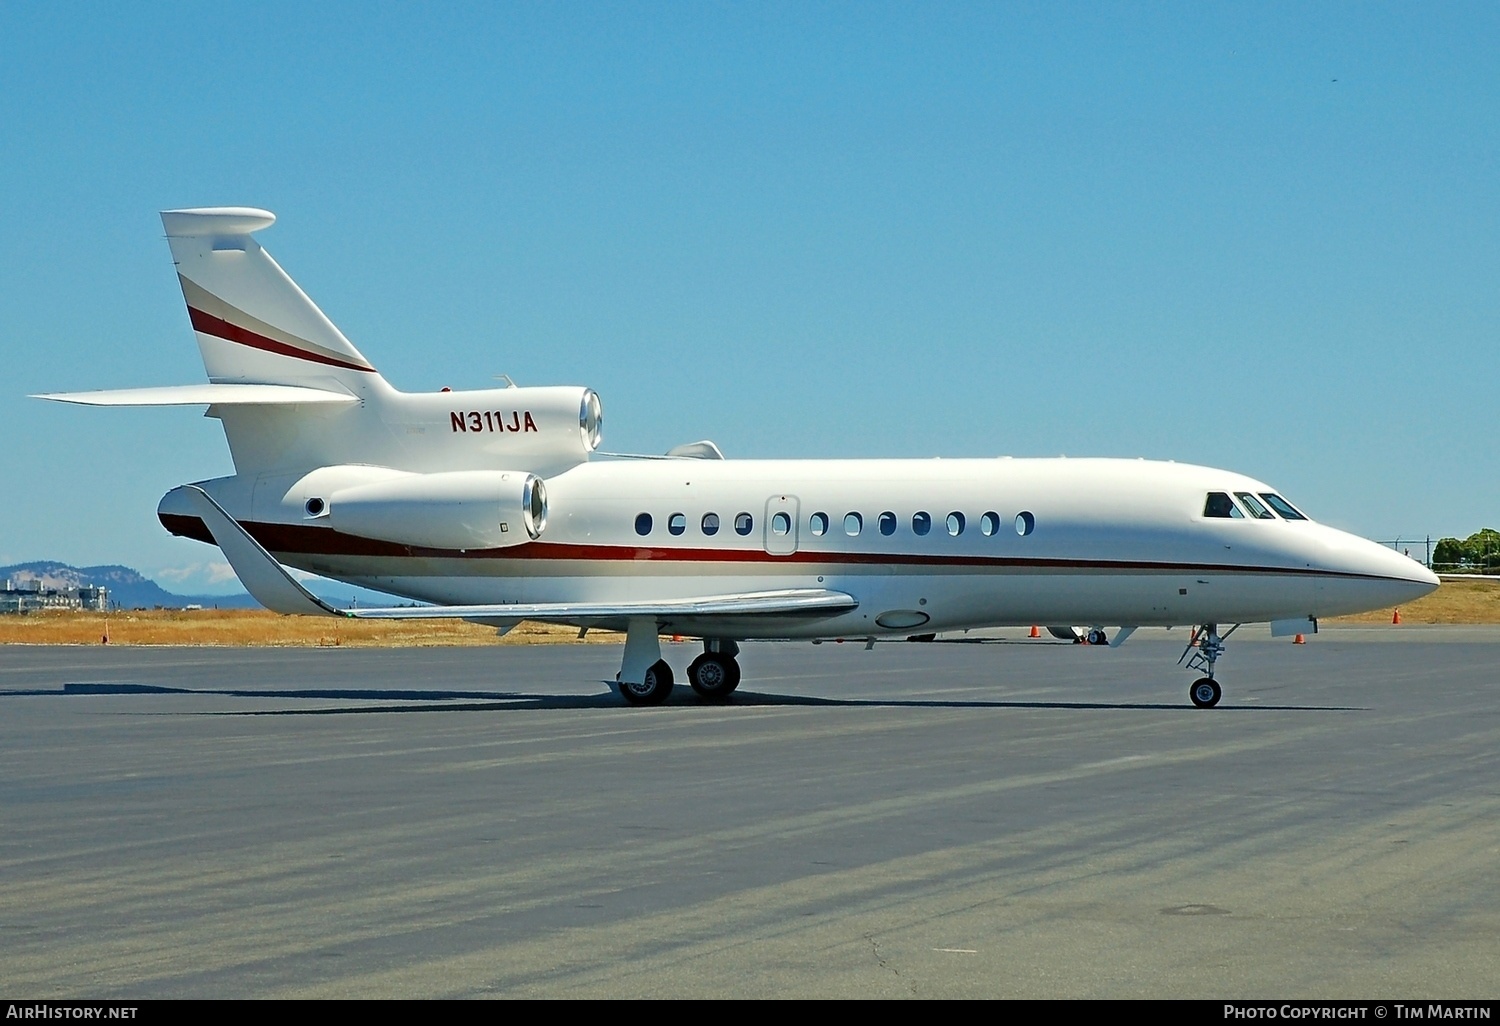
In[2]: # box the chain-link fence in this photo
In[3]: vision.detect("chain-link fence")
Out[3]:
[1377,535,1500,575]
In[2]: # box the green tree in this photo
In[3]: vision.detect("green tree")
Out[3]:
[1434,529,1500,573]
[1434,537,1466,566]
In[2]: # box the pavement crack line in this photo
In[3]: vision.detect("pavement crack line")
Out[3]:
[866,932,918,995]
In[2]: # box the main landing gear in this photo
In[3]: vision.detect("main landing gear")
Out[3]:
[616,620,741,706]
[687,650,741,701]
[619,660,675,706]
[1180,623,1238,708]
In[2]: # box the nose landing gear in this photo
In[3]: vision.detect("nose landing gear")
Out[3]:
[1180,623,1238,708]
[1190,677,1222,709]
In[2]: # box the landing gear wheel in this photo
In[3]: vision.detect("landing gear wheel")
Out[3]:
[687,653,741,701]
[620,659,674,706]
[1190,677,1222,709]
[1086,628,1108,646]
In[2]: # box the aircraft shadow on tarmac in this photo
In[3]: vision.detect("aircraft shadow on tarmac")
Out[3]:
[0,681,1366,714]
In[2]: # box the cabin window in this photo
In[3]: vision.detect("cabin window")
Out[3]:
[635,513,653,536]
[1260,493,1308,521]
[1015,511,1035,536]
[772,511,791,536]
[1203,492,1243,519]
[702,512,720,535]
[810,512,829,536]
[980,511,1000,536]
[912,511,931,536]
[735,512,754,536]
[1235,492,1275,520]
[668,513,687,536]
[844,512,863,536]
[879,511,897,536]
[947,512,965,536]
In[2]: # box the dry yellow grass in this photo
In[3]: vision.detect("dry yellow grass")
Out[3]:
[1326,579,1500,624]
[0,579,1495,646]
[0,608,623,647]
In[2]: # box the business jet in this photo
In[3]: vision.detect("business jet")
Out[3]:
[37,207,1439,708]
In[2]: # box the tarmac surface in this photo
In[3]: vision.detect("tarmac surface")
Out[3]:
[2,627,1498,998]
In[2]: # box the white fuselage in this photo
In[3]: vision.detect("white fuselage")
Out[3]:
[47,206,1443,706]
[161,454,1437,639]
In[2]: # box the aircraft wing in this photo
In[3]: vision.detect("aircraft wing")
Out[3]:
[182,485,857,623]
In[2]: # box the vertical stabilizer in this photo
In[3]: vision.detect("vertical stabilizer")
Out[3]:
[161,208,381,388]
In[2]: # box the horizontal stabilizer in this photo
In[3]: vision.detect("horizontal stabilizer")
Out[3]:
[161,207,276,237]
[34,384,360,407]
[183,485,858,623]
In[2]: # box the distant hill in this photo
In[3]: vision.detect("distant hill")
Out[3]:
[1,561,258,610]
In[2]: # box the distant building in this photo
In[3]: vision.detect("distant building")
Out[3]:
[0,578,109,613]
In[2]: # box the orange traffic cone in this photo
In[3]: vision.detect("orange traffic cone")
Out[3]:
[1392,609,1402,625]
[671,634,683,643]
[1029,625,1041,638]
[1293,634,1305,644]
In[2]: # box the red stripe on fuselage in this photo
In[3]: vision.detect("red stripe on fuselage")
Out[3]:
[158,513,1391,581]
[187,307,376,373]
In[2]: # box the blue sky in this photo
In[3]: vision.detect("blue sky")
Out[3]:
[2,2,1495,591]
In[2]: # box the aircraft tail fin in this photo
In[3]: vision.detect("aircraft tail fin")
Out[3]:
[161,208,384,389]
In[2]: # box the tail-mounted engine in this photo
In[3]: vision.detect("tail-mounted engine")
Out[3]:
[326,469,547,550]
[159,464,550,552]
[409,385,602,473]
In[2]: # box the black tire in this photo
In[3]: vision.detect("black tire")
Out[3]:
[620,659,674,706]
[1087,628,1108,646]
[1190,677,1222,709]
[687,653,741,701]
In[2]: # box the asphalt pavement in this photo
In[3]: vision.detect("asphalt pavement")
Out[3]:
[1,628,1496,998]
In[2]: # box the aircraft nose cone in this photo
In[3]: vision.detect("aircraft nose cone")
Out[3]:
[1308,525,1446,612]
[1367,539,1439,592]
[1326,530,1440,609]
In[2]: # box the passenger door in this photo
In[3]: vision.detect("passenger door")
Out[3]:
[763,494,800,556]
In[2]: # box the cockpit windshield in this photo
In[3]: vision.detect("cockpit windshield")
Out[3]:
[1204,492,1244,518]
[1235,492,1276,520]
[1259,493,1308,521]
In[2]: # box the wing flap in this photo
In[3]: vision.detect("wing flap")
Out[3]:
[348,589,857,621]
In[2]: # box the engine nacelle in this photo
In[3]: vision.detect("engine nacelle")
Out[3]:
[328,470,547,550]
[404,385,603,473]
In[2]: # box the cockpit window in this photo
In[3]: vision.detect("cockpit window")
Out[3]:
[1260,493,1308,521]
[1235,492,1275,520]
[1203,492,1243,519]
